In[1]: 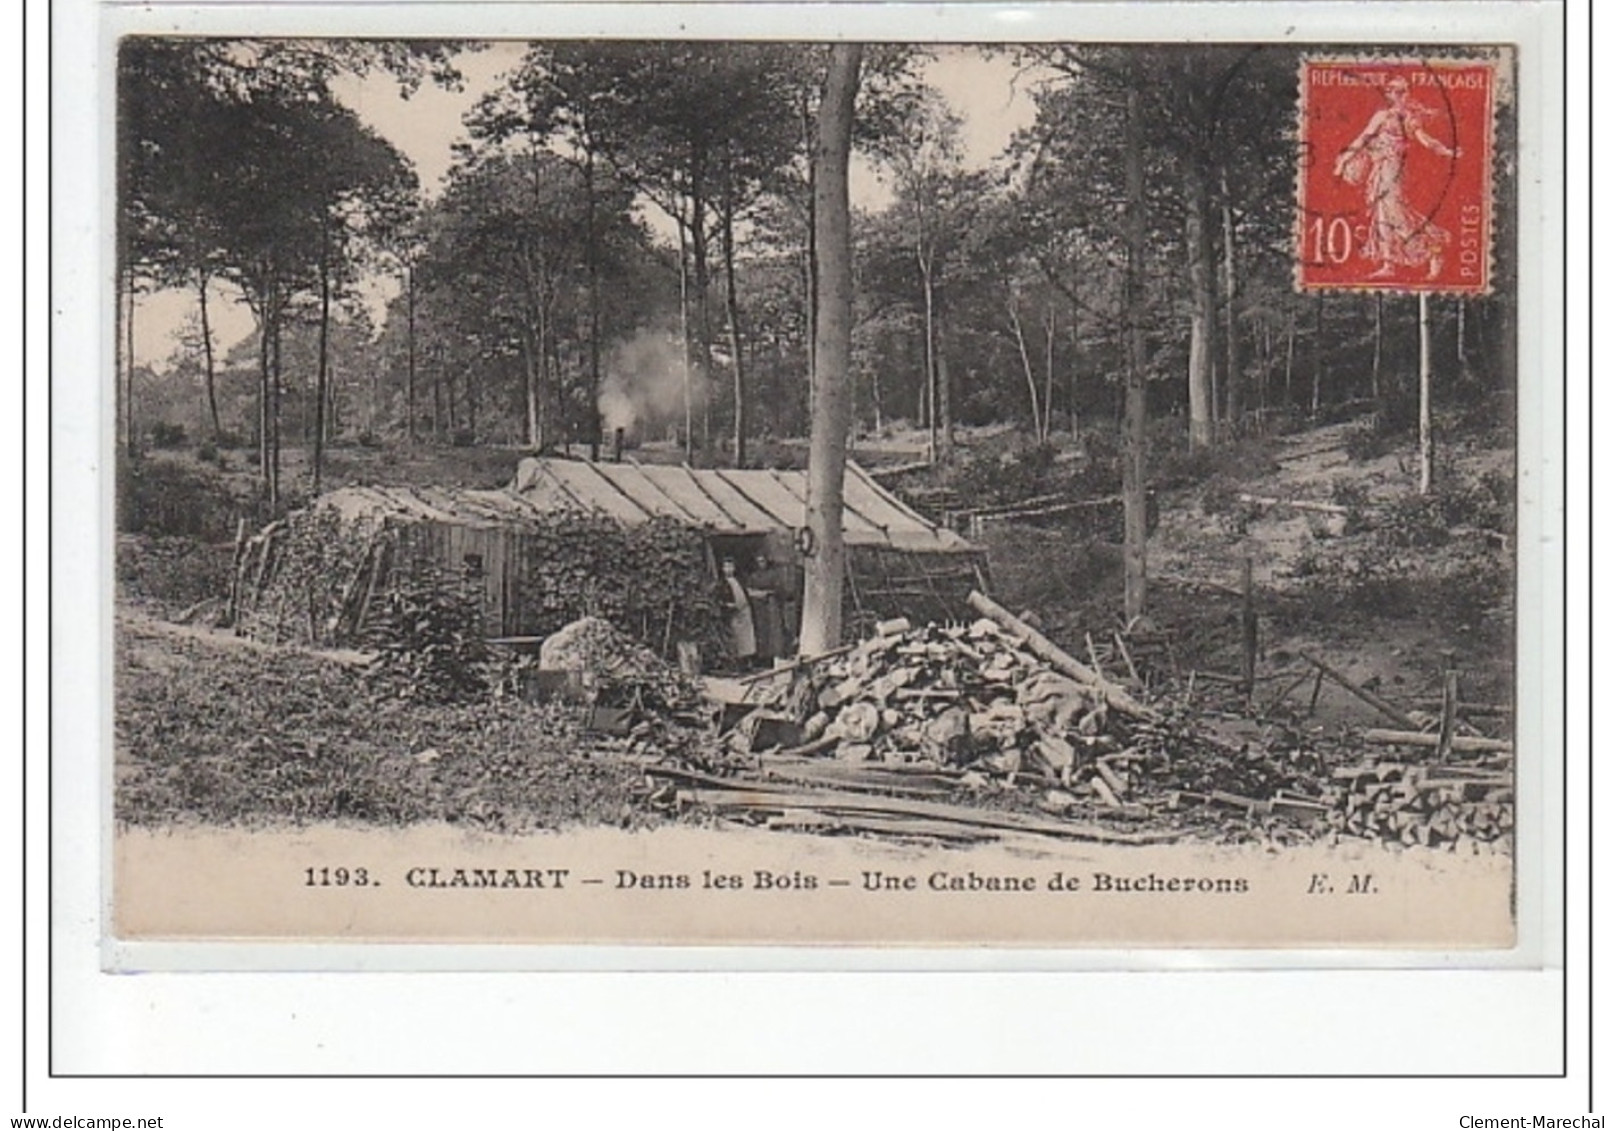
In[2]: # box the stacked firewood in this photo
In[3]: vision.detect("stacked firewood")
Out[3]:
[1330,762,1514,848]
[754,615,1127,788]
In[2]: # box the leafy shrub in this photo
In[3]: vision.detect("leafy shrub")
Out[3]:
[117,456,247,540]
[1374,492,1451,549]
[116,535,234,613]
[1200,476,1240,516]
[950,441,1058,507]
[1372,470,1514,550]
[1152,440,1278,491]
[367,567,490,703]
[1329,479,1371,535]
[148,421,188,449]
[517,512,727,659]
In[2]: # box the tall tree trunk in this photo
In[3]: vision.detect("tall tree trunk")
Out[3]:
[690,186,715,450]
[257,301,271,489]
[1184,167,1215,448]
[196,270,220,439]
[1122,84,1150,622]
[1311,293,1324,417]
[124,268,138,458]
[1371,293,1384,400]
[799,44,861,656]
[1042,307,1056,444]
[521,325,540,448]
[313,218,331,495]
[1419,292,1434,494]
[1283,310,1296,407]
[678,217,694,458]
[269,297,282,509]
[1007,290,1043,440]
[405,262,417,443]
[1219,169,1241,431]
[920,257,937,463]
[584,139,603,459]
[525,337,542,449]
[722,161,747,468]
[800,95,818,406]
[433,365,445,442]
[1068,306,1081,435]
[936,339,952,453]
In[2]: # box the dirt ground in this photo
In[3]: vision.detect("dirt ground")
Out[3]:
[983,420,1515,734]
[114,612,651,832]
[113,415,1515,848]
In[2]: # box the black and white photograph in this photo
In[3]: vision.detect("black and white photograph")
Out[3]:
[107,33,1531,948]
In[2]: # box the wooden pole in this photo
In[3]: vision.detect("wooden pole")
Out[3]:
[1418,291,1433,494]
[1298,649,1420,730]
[1436,655,1460,763]
[1239,553,1257,700]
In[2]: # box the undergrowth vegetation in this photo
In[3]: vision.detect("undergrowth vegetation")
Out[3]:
[115,618,648,830]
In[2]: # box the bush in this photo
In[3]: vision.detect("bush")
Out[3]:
[116,535,235,613]
[1371,470,1514,550]
[117,456,247,540]
[148,421,188,449]
[1329,479,1371,535]
[366,566,490,704]
[517,513,728,659]
[1152,439,1277,491]
[1374,492,1451,549]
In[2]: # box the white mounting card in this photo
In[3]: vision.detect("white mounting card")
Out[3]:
[71,1,1565,979]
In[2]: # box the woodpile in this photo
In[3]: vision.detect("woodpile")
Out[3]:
[607,589,1515,852]
[1331,763,1514,848]
[737,603,1140,786]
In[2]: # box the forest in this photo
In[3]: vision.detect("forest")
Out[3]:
[116,40,1514,492]
[114,40,1519,854]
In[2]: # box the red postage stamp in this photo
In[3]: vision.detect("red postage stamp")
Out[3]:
[1296,57,1496,294]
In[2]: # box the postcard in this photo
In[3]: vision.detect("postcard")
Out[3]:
[103,26,1549,955]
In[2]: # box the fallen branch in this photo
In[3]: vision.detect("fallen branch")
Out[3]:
[1154,572,1245,599]
[736,644,856,685]
[1238,493,1350,516]
[968,591,1159,722]
[1361,729,1513,754]
[1298,650,1420,730]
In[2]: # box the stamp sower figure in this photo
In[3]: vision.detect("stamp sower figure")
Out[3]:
[1333,75,1459,279]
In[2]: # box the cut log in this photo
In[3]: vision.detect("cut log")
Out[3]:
[1298,650,1420,730]
[1409,697,1511,717]
[968,591,1158,722]
[1436,668,1460,763]
[1093,758,1129,799]
[678,784,1174,844]
[1237,493,1350,516]
[768,811,998,843]
[1361,729,1513,754]
[772,734,843,759]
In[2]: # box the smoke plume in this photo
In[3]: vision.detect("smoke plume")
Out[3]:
[598,331,709,439]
